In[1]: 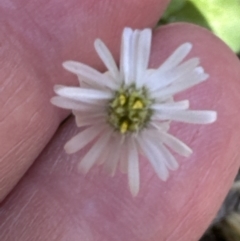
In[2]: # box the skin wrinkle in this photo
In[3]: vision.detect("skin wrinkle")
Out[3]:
[47,152,67,175]
[165,153,240,241]
[0,74,21,104]
[177,210,208,241]
[7,191,37,230]
[1,21,38,66]
[0,138,27,166]
[9,0,32,11]
[0,82,26,114]
[62,220,95,241]
[2,10,65,85]
[172,160,238,241]
[56,194,96,240]
[0,186,66,241]
[0,106,45,161]
[1,89,36,123]
[187,128,201,146]
[43,186,98,240]
[0,63,20,93]
[172,139,238,233]
[0,115,53,200]
[0,1,16,10]
[18,211,40,239]
[165,199,208,240]
[164,172,212,240]
[10,13,61,63]
[0,55,60,199]
[0,192,38,240]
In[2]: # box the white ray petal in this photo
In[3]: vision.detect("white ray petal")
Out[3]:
[78,78,99,89]
[78,131,112,173]
[152,72,208,99]
[103,135,121,176]
[54,85,112,102]
[136,29,152,88]
[63,61,117,90]
[75,114,106,128]
[157,43,192,73]
[94,39,120,81]
[64,125,105,154]
[149,120,170,132]
[102,145,115,173]
[73,110,105,117]
[110,139,122,176]
[128,30,141,85]
[145,71,169,92]
[157,110,217,124]
[173,57,200,78]
[96,141,111,166]
[147,57,200,91]
[152,100,190,111]
[51,96,104,111]
[119,138,128,174]
[120,28,133,84]
[138,135,169,181]
[96,126,115,166]
[154,130,192,157]
[51,96,82,110]
[195,66,204,74]
[157,144,179,170]
[76,72,98,88]
[128,138,140,196]
[143,130,179,170]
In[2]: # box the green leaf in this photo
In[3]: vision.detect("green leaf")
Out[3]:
[159,0,211,30]
[190,0,240,53]
[160,0,240,53]
[162,0,187,17]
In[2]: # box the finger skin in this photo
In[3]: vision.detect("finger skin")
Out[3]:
[0,23,240,241]
[0,0,169,201]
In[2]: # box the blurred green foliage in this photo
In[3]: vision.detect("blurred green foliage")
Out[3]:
[160,0,240,53]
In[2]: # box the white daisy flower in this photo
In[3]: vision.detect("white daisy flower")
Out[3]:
[51,27,217,196]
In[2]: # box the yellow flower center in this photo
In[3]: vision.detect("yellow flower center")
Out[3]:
[108,85,153,134]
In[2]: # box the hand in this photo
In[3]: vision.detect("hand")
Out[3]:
[0,0,240,240]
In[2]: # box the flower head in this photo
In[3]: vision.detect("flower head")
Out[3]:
[51,27,217,196]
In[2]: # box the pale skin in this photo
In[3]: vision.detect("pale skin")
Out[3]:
[1,0,240,240]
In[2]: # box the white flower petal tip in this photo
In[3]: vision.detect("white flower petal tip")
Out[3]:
[64,140,77,154]
[202,111,217,124]
[182,148,193,158]
[53,84,64,93]
[62,61,77,72]
[176,42,193,59]
[64,145,74,154]
[94,39,120,80]
[182,42,192,51]
[64,138,82,154]
[123,27,133,36]
[77,160,91,174]
[51,27,217,197]
[195,66,205,74]
[50,96,74,110]
[159,170,169,182]
[50,97,58,106]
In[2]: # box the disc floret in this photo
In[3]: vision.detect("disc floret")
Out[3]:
[108,85,153,134]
